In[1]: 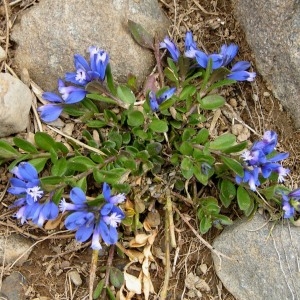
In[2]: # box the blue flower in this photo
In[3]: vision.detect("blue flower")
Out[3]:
[219,44,238,66]
[8,162,59,226]
[184,31,199,58]
[88,46,110,81]
[278,189,300,218]
[227,61,256,82]
[65,54,93,86]
[102,182,126,204]
[160,37,180,62]
[195,43,238,70]
[38,79,87,122]
[60,184,125,250]
[195,51,223,70]
[149,87,176,112]
[65,47,110,85]
[8,162,43,204]
[236,131,289,190]
[236,167,260,191]
[57,79,87,104]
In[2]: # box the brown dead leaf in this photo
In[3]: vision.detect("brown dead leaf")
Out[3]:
[124,272,142,294]
[126,249,145,264]
[144,210,161,228]
[44,213,64,230]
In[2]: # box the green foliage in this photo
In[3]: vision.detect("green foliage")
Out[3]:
[0,22,283,269]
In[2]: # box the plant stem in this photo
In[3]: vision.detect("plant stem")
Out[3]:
[154,35,165,87]
[89,249,99,300]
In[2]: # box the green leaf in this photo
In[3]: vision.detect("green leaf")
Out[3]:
[76,177,87,193]
[199,94,225,110]
[93,279,105,299]
[179,141,193,155]
[109,267,124,288]
[217,214,233,225]
[87,93,116,104]
[180,157,194,179]
[206,78,236,93]
[149,119,168,133]
[52,187,64,205]
[200,57,213,90]
[220,179,236,208]
[34,132,55,151]
[128,19,154,49]
[81,98,99,113]
[179,85,196,100]
[193,163,213,185]
[221,156,244,177]
[159,96,177,111]
[193,128,209,145]
[182,128,196,141]
[28,157,49,172]
[87,120,107,128]
[146,142,162,155]
[93,168,127,184]
[117,85,136,104]
[106,63,117,95]
[209,133,236,151]
[201,197,220,214]
[223,141,248,154]
[106,286,116,300]
[127,110,144,127]
[109,131,123,149]
[0,140,19,158]
[13,137,38,154]
[51,158,68,176]
[68,156,96,171]
[41,176,63,186]
[237,186,252,211]
[164,67,179,84]
[199,217,212,234]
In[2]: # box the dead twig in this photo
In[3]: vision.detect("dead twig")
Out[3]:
[160,197,171,300]
[89,249,99,300]
[172,205,235,265]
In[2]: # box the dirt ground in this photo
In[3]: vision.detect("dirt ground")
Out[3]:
[0,0,300,299]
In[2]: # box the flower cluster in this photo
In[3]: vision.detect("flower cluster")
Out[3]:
[8,162,58,226]
[59,183,125,250]
[279,188,300,218]
[38,46,110,122]
[160,31,256,82]
[236,131,290,191]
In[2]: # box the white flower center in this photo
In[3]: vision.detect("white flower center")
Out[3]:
[26,186,43,202]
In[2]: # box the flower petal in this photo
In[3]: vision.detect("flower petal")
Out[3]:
[70,187,86,204]
[38,104,64,122]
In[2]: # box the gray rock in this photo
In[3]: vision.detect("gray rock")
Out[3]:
[0,234,33,266]
[0,73,32,137]
[11,0,170,92]
[0,272,27,300]
[212,213,300,300]
[231,0,300,127]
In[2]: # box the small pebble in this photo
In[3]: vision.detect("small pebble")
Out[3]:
[231,124,244,136]
[68,270,82,286]
[62,123,74,136]
[252,94,259,102]
[229,98,237,107]
[263,91,270,97]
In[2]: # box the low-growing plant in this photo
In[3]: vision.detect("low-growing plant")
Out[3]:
[1,21,298,299]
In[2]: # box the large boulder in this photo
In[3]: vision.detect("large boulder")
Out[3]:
[0,73,32,137]
[231,0,300,127]
[212,213,300,300]
[11,0,170,92]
